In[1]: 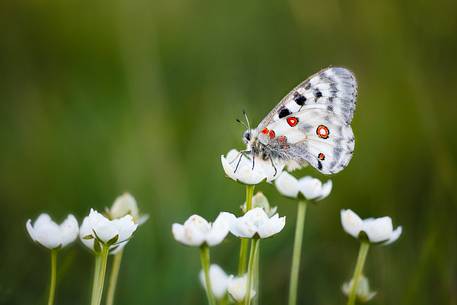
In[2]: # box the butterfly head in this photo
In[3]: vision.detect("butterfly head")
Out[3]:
[242,129,255,145]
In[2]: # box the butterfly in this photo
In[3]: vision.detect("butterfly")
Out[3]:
[240,67,357,175]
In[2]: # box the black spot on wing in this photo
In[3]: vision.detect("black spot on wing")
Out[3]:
[314,89,322,98]
[293,92,306,105]
[278,107,291,119]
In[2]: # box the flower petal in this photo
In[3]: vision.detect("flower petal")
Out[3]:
[316,180,332,201]
[26,219,36,242]
[88,209,119,243]
[34,222,62,249]
[112,215,138,243]
[206,212,235,246]
[199,264,229,299]
[274,172,300,198]
[383,226,402,245]
[298,176,322,200]
[109,193,139,219]
[362,217,393,243]
[341,209,363,239]
[172,215,210,246]
[79,217,95,251]
[59,214,79,247]
[227,274,256,302]
[221,150,280,185]
[257,214,286,238]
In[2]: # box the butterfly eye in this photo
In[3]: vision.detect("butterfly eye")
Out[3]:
[243,130,251,142]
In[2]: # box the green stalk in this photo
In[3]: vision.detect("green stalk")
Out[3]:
[91,255,101,305]
[244,238,259,305]
[238,185,255,275]
[106,250,124,305]
[288,200,307,305]
[253,241,260,305]
[200,245,216,305]
[92,245,110,305]
[47,249,58,305]
[220,294,229,305]
[347,242,370,305]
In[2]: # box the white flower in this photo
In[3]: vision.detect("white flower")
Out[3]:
[230,207,285,239]
[342,275,377,302]
[221,149,284,185]
[79,209,138,252]
[275,172,332,201]
[340,209,402,245]
[107,193,149,225]
[172,212,236,247]
[199,264,229,299]
[241,192,277,217]
[227,274,256,302]
[26,214,78,250]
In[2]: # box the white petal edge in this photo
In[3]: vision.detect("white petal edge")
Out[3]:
[274,172,300,198]
[341,209,363,238]
[383,226,402,245]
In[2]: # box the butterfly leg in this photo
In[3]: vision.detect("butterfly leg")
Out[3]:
[233,151,252,173]
[251,153,256,170]
[269,157,278,176]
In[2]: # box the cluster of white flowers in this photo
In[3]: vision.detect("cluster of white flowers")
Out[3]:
[172,189,285,302]
[198,265,256,302]
[26,193,146,253]
[218,149,403,305]
[173,208,285,247]
[26,193,148,305]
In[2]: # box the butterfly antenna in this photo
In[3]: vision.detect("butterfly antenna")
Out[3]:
[236,118,249,129]
[242,110,251,130]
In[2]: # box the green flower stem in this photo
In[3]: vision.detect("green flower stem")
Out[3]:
[220,294,229,305]
[91,255,101,305]
[106,250,124,305]
[244,238,259,305]
[288,200,307,305]
[200,245,216,305]
[92,245,110,305]
[253,241,260,305]
[347,241,370,305]
[47,249,58,305]
[238,185,255,275]
[238,239,249,275]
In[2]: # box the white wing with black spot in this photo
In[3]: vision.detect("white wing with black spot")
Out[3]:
[262,106,355,174]
[257,67,357,130]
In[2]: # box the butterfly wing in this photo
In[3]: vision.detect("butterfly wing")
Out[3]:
[260,106,355,174]
[257,67,357,129]
[255,67,357,174]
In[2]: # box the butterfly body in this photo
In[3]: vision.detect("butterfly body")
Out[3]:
[242,67,357,175]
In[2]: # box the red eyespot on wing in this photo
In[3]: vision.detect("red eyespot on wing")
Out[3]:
[316,125,330,139]
[261,128,269,135]
[269,130,276,139]
[287,117,299,127]
[278,135,287,143]
[318,153,325,161]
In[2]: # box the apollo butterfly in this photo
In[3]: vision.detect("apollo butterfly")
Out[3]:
[240,67,357,175]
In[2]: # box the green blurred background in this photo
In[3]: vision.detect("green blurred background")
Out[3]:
[1,0,456,304]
